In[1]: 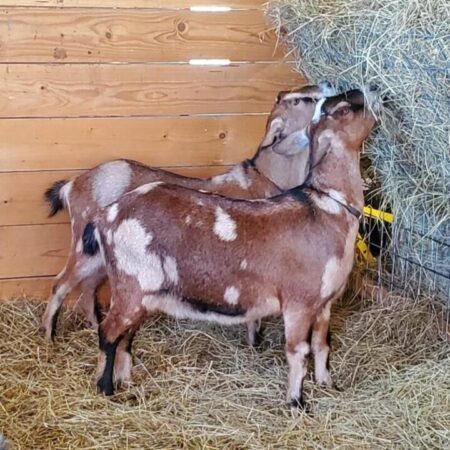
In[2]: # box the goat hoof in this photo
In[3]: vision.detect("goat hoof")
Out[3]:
[289,396,305,410]
[97,378,114,396]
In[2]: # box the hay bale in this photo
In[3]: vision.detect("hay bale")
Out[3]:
[267,0,450,302]
[0,298,448,448]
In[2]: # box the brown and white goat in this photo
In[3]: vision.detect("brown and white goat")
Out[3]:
[87,88,380,406]
[41,82,334,343]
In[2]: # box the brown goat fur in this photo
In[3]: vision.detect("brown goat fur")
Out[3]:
[41,82,335,343]
[91,88,380,406]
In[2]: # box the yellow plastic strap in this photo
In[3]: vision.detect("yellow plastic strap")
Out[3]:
[363,206,394,223]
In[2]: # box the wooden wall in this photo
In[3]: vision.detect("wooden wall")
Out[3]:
[0,0,305,299]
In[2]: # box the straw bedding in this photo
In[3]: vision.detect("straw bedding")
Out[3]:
[1,294,448,449]
[268,0,450,301]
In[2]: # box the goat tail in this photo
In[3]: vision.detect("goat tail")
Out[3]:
[44,180,68,217]
[82,222,100,256]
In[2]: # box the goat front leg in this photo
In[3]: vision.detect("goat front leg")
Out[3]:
[283,305,314,409]
[246,319,263,347]
[311,301,334,388]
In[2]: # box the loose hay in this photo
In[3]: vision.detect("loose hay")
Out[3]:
[1,297,448,449]
[268,0,450,301]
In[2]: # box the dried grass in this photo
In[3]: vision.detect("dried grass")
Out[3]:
[267,0,450,301]
[1,295,448,449]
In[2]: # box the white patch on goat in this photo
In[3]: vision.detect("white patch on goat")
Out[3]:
[320,257,340,299]
[328,189,347,204]
[314,194,342,215]
[133,181,164,195]
[81,208,89,220]
[185,215,192,225]
[212,165,251,189]
[92,160,132,208]
[60,180,73,205]
[240,259,248,270]
[224,286,240,305]
[114,350,132,385]
[286,342,310,402]
[106,229,113,245]
[113,218,164,291]
[76,238,83,253]
[107,203,119,223]
[213,206,237,241]
[320,224,358,299]
[142,293,247,326]
[163,256,179,285]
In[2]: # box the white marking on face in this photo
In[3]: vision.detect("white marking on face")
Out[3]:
[328,189,347,204]
[113,218,164,291]
[76,238,83,253]
[282,93,303,101]
[133,181,164,195]
[312,97,326,123]
[224,285,240,305]
[92,160,132,208]
[106,229,113,245]
[240,259,248,270]
[163,256,179,284]
[213,206,237,241]
[107,203,119,223]
[211,165,251,189]
[185,215,192,225]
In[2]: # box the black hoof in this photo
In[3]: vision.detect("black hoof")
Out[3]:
[289,396,305,410]
[97,377,114,396]
[251,327,264,348]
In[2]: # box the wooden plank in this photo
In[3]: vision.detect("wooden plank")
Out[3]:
[0,9,285,63]
[0,1,266,9]
[0,115,267,171]
[0,276,54,300]
[0,224,70,278]
[0,165,231,226]
[0,63,304,118]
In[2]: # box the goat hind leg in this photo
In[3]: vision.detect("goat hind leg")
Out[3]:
[283,306,313,409]
[311,301,334,388]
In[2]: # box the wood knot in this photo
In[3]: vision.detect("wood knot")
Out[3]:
[177,22,186,33]
[53,47,67,60]
[219,132,226,139]
[105,31,112,39]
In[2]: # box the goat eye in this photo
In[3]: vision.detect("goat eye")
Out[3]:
[294,97,301,105]
[340,107,350,115]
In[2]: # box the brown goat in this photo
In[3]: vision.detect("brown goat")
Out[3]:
[88,88,380,407]
[41,82,334,343]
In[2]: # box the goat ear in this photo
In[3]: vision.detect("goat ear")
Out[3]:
[260,117,284,149]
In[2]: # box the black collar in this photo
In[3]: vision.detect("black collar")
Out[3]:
[307,184,362,220]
